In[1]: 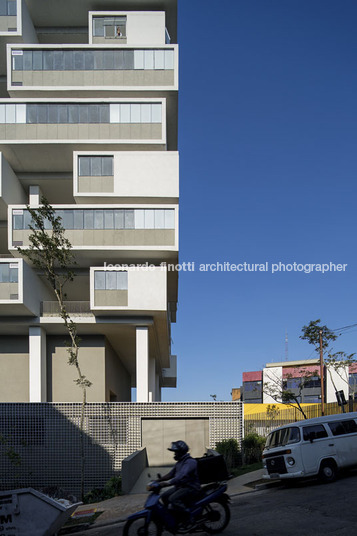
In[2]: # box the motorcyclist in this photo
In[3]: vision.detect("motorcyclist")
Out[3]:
[156,440,201,516]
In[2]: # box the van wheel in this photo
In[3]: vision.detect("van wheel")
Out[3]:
[319,460,337,483]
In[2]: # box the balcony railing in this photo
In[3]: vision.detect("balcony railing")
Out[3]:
[41,301,92,316]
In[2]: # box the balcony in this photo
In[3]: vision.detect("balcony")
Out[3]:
[73,150,179,203]
[89,11,168,46]
[9,204,178,265]
[8,44,178,96]
[0,258,52,315]
[0,98,167,171]
[90,266,167,315]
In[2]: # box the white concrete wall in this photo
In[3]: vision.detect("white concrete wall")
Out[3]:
[126,12,166,45]
[326,365,349,403]
[263,366,283,403]
[90,266,167,312]
[74,151,179,201]
[0,153,27,219]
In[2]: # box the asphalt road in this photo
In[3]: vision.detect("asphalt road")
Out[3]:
[70,471,357,536]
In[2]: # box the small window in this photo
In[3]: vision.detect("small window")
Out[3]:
[303,424,328,441]
[328,420,357,436]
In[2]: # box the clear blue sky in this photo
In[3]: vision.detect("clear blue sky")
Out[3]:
[163,0,357,401]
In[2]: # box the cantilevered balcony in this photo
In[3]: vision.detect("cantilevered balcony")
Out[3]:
[0,258,52,315]
[73,150,179,203]
[90,265,167,314]
[89,11,169,46]
[0,98,168,171]
[9,204,178,265]
[8,44,178,96]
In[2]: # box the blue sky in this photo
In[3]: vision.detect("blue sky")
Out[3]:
[163,0,357,401]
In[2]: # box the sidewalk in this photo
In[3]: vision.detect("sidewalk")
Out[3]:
[69,469,271,531]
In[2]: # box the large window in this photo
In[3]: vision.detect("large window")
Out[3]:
[13,208,175,231]
[328,419,357,437]
[78,156,113,176]
[93,16,126,38]
[12,49,174,71]
[94,271,128,290]
[0,263,18,283]
[0,0,16,16]
[0,103,162,124]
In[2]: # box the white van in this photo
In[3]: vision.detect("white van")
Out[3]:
[262,412,357,482]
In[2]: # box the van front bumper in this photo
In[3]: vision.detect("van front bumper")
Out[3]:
[263,470,304,480]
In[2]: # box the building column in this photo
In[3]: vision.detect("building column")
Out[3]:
[155,374,162,401]
[136,327,149,402]
[29,327,47,402]
[148,357,156,402]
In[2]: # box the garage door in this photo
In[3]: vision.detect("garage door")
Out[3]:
[142,418,209,466]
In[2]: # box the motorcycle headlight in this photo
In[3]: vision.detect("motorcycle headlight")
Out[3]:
[286,457,295,466]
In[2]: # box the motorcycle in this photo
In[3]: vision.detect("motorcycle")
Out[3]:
[123,479,231,535]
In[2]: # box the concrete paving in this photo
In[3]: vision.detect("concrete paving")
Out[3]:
[71,469,269,530]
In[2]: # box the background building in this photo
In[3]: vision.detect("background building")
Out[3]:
[239,359,357,405]
[0,0,179,403]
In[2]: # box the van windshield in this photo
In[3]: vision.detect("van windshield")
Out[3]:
[265,427,300,449]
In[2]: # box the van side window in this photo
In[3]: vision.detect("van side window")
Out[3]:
[328,420,357,436]
[303,424,328,441]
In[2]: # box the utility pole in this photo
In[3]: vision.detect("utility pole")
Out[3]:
[319,329,325,416]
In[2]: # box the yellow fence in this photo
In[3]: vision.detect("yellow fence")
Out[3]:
[244,401,357,437]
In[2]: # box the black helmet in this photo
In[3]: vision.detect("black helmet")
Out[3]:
[168,440,189,460]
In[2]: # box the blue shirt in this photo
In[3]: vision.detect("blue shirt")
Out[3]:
[167,454,201,491]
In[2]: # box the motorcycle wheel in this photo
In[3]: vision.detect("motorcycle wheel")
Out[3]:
[201,501,231,534]
[123,517,162,536]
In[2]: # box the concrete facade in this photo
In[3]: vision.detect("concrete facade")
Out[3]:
[0,0,178,403]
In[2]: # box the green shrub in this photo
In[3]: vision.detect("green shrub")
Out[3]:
[242,433,266,464]
[215,438,241,472]
[83,476,122,504]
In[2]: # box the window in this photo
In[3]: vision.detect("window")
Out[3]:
[303,424,328,441]
[265,427,301,449]
[0,263,18,283]
[0,0,16,16]
[304,376,321,389]
[78,156,114,177]
[92,16,127,38]
[14,209,175,231]
[1,103,162,125]
[94,271,128,290]
[328,419,357,436]
[303,395,321,403]
[284,378,301,390]
[12,48,174,72]
[243,381,262,393]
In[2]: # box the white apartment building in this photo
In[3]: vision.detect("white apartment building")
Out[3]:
[0,0,178,403]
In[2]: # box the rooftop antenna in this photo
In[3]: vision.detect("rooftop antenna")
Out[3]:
[285,330,288,361]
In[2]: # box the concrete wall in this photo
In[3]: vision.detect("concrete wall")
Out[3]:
[263,366,283,403]
[105,338,131,401]
[326,366,349,403]
[142,418,209,466]
[48,335,106,402]
[0,153,26,219]
[0,336,29,401]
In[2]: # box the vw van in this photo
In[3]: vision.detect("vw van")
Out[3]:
[262,412,357,482]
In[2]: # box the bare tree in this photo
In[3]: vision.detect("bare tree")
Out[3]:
[18,197,91,499]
